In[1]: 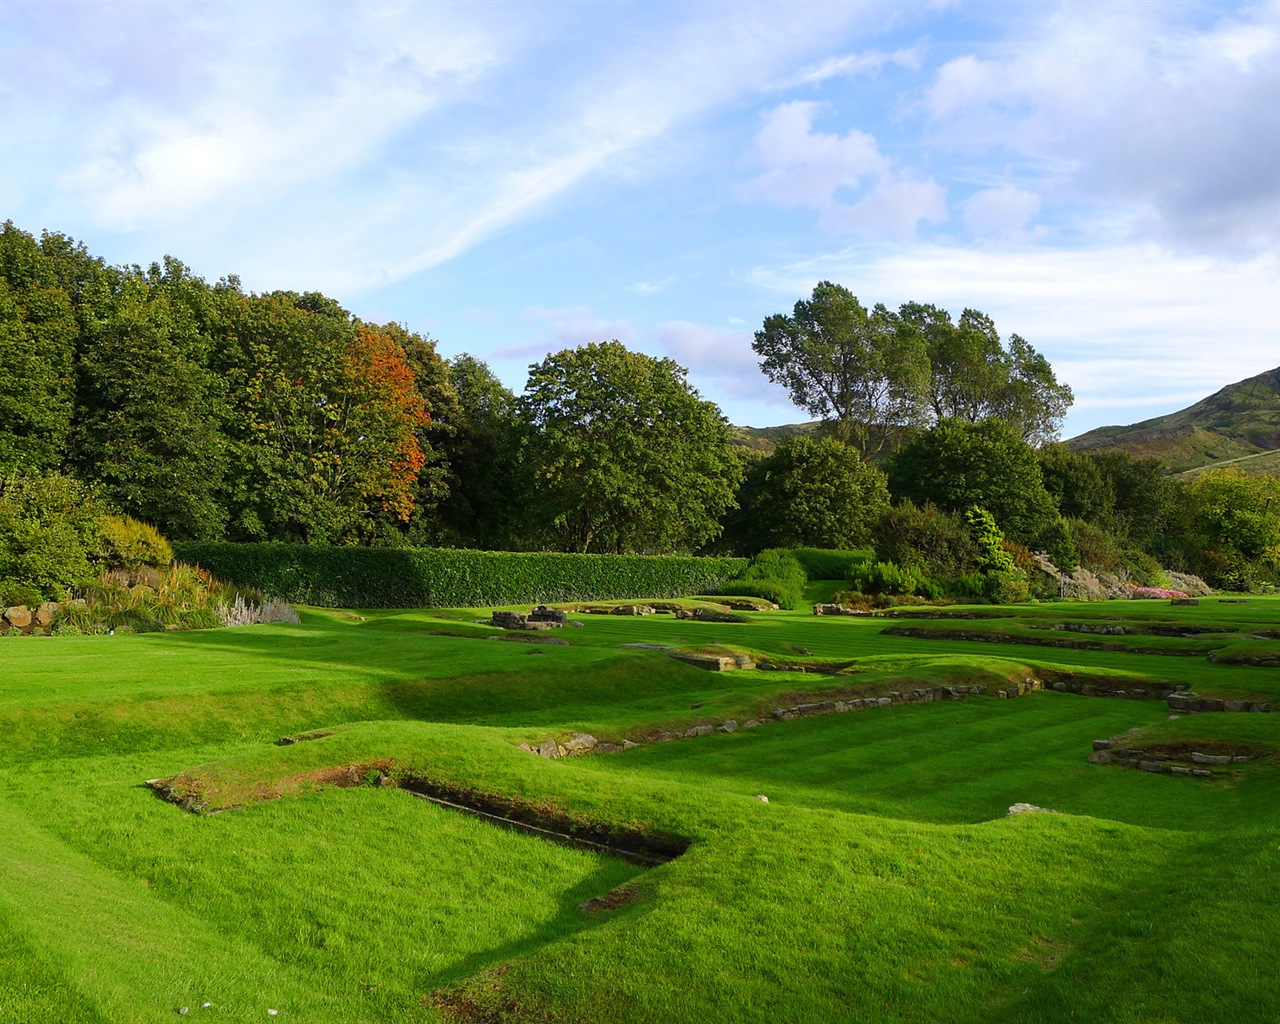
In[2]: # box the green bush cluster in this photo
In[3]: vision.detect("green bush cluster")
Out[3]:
[97,515,174,572]
[788,547,873,580]
[719,548,808,610]
[173,542,749,608]
[850,559,931,597]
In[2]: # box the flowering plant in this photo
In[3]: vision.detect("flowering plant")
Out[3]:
[1127,585,1189,599]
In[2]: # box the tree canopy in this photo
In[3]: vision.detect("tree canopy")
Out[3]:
[728,435,889,552]
[753,281,931,456]
[757,284,1073,451]
[519,341,742,553]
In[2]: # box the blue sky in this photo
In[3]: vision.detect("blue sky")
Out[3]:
[3,0,1279,437]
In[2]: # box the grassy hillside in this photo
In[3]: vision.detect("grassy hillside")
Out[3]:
[1068,365,1280,472]
[727,421,822,453]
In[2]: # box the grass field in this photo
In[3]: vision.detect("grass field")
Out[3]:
[2,594,1278,1023]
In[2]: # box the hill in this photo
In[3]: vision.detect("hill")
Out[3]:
[727,421,822,453]
[1067,366,1280,473]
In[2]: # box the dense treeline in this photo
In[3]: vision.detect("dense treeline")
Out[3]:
[2,222,1277,605]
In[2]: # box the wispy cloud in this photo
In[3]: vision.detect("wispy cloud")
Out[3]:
[738,101,947,237]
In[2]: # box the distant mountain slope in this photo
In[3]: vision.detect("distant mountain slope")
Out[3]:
[727,421,822,453]
[1067,366,1280,473]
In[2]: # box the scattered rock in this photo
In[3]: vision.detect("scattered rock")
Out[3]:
[1006,803,1055,816]
[812,603,857,616]
[490,611,527,630]
[528,605,568,624]
[537,739,559,759]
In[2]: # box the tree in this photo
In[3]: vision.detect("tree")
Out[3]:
[888,418,1063,549]
[208,290,430,543]
[1038,443,1116,524]
[0,223,78,474]
[900,302,1073,444]
[519,341,742,553]
[432,354,527,549]
[753,282,930,456]
[1171,469,1280,590]
[71,273,228,540]
[729,435,889,552]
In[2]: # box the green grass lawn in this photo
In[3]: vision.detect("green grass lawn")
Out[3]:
[1,594,1278,1022]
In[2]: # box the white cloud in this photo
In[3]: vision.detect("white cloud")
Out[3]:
[748,241,1280,435]
[739,101,947,237]
[769,46,921,90]
[961,185,1042,238]
[921,4,1280,254]
[652,320,797,410]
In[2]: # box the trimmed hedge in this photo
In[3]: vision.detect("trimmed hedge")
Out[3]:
[790,547,873,580]
[173,542,748,609]
[719,549,808,610]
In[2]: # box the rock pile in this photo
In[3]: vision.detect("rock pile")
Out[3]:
[2,602,59,634]
[490,608,566,631]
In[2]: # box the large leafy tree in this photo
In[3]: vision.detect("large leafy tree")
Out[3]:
[888,418,1065,552]
[728,435,889,552]
[520,341,742,553]
[753,282,930,456]
[432,354,527,549]
[0,223,78,474]
[71,272,228,539]
[900,302,1074,445]
[209,290,430,543]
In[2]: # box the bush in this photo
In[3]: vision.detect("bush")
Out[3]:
[718,580,792,608]
[873,502,981,582]
[174,542,749,608]
[0,473,111,599]
[97,515,174,571]
[0,579,43,609]
[850,559,930,597]
[722,549,808,610]
[789,547,874,580]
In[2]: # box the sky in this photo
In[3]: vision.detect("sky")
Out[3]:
[3,0,1279,438]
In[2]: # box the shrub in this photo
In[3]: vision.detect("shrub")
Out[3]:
[174,542,749,608]
[717,580,792,608]
[722,549,807,609]
[97,515,174,571]
[0,579,43,609]
[850,559,929,597]
[873,502,981,582]
[0,473,110,599]
[789,547,874,580]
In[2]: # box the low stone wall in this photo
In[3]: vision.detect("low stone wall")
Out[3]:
[1167,692,1273,713]
[1088,737,1257,777]
[520,678,1041,758]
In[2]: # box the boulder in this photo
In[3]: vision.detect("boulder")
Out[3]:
[3,606,31,629]
[491,611,528,630]
[529,606,568,624]
[562,733,598,755]
[34,602,59,626]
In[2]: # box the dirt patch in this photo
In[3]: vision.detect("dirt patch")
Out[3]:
[425,966,550,1024]
[578,882,641,915]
